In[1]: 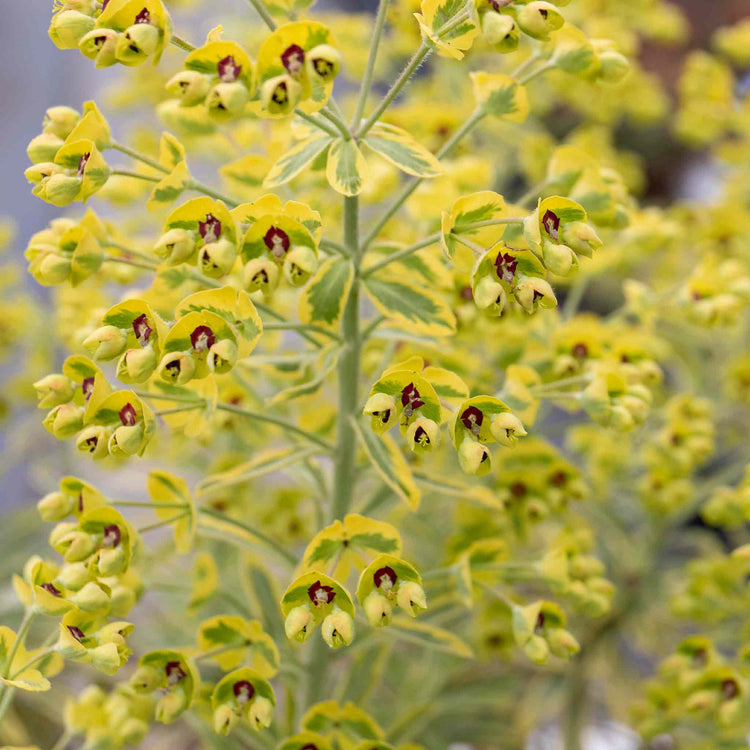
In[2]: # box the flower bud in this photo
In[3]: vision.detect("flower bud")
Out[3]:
[97,544,128,576]
[458,437,492,475]
[517,2,564,40]
[58,530,98,563]
[608,404,634,431]
[76,425,111,460]
[306,44,342,83]
[523,634,550,664]
[490,412,527,447]
[473,276,506,316]
[284,604,314,642]
[38,491,75,522]
[119,719,149,746]
[620,394,649,424]
[363,590,393,627]
[90,642,122,674]
[199,237,237,278]
[214,703,240,736]
[396,581,427,617]
[42,173,82,207]
[108,423,145,458]
[580,376,609,422]
[155,689,189,723]
[27,132,64,164]
[248,695,274,731]
[72,581,110,612]
[560,222,602,258]
[46,404,85,439]
[283,246,318,287]
[208,338,238,375]
[593,41,630,84]
[157,351,197,385]
[482,12,519,52]
[58,562,91,591]
[260,75,303,117]
[243,257,279,294]
[109,584,137,617]
[49,9,95,50]
[116,347,157,383]
[25,162,63,185]
[405,417,439,453]
[34,373,75,409]
[321,607,355,648]
[83,325,128,360]
[116,23,160,66]
[154,228,195,264]
[36,252,72,285]
[206,81,249,119]
[131,664,162,693]
[547,628,580,660]
[514,276,557,313]
[542,240,577,276]
[363,392,396,435]
[79,27,120,64]
[166,70,212,105]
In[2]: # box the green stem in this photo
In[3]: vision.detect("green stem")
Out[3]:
[331,195,361,521]
[194,643,244,662]
[531,375,591,393]
[170,34,196,52]
[317,107,353,140]
[453,216,525,231]
[361,107,485,249]
[320,238,348,257]
[104,240,159,264]
[4,610,35,680]
[244,0,276,29]
[111,169,160,183]
[0,686,14,725]
[352,0,391,127]
[215,403,334,451]
[137,511,190,533]
[361,315,386,341]
[357,43,431,138]
[518,62,555,85]
[103,256,159,272]
[112,500,190,510]
[9,647,57,680]
[255,301,325,349]
[450,233,486,256]
[198,507,297,566]
[155,403,206,417]
[362,232,440,277]
[50,729,74,750]
[263,321,341,341]
[109,141,168,173]
[186,179,239,207]
[134,390,205,404]
[563,276,589,320]
[294,110,341,139]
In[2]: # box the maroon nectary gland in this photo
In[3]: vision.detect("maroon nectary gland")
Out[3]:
[300,745,319,750]
[134,7,151,24]
[460,286,474,301]
[540,8,548,19]
[190,325,216,351]
[233,680,255,704]
[218,55,242,82]
[272,81,289,105]
[549,470,568,487]
[165,661,187,684]
[534,612,545,633]
[542,209,560,240]
[119,403,137,426]
[373,565,397,589]
[85,436,99,452]
[41,582,62,597]
[78,493,84,513]
[199,213,222,243]
[533,290,545,303]
[307,580,336,606]
[101,0,111,9]
[263,226,290,255]
[281,44,305,75]
[82,377,95,401]
[102,524,121,548]
[494,252,518,282]
[721,679,739,701]
[400,383,424,410]
[414,426,429,444]
[572,342,589,358]
[510,481,527,498]
[67,625,86,642]
[77,152,90,178]
[132,313,152,344]
[460,405,484,431]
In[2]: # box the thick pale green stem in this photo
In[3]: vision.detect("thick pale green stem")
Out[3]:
[352,0,391,128]
[331,196,361,522]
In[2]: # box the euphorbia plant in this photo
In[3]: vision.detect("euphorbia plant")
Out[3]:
[1,0,749,748]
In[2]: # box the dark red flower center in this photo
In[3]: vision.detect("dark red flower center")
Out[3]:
[721,679,739,701]
[572,342,588,358]
[300,745,319,750]
[494,252,518,283]
[400,383,424,416]
[414,426,430,445]
[549,470,568,487]
[67,625,86,642]
[134,7,151,23]
[218,55,242,82]
[542,209,560,241]
[281,44,305,77]
[166,661,187,686]
[272,81,289,105]
[313,57,334,78]
[85,436,99,452]
[78,493,84,513]
[308,580,336,606]
[119,403,137,426]
[82,377,95,401]
[77,152,90,178]
[460,405,483,435]
[534,612,545,633]
[199,213,222,243]
[233,680,255,705]
[510,481,527,498]
[460,285,473,301]
[263,227,290,258]
[191,325,215,351]
[102,524,121,548]
[373,565,397,590]
[132,313,152,345]
[41,582,62,597]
